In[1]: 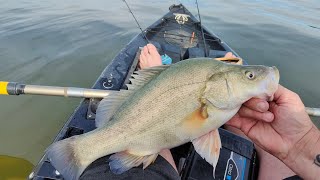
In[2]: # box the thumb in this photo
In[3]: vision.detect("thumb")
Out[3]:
[226,116,259,137]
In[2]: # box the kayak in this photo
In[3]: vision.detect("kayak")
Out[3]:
[30,4,258,180]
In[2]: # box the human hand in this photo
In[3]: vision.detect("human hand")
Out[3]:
[227,85,320,179]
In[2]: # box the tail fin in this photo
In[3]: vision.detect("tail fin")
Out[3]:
[46,136,87,180]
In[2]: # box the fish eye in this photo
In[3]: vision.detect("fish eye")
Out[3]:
[245,71,255,80]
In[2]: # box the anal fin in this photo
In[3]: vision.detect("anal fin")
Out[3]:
[192,129,221,178]
[109,151,158,174]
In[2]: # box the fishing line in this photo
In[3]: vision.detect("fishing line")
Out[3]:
[122,0,150,44]
[195,0,208,57]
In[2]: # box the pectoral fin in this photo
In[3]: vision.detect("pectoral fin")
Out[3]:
[109,151,158,174]
[192,129,221,178]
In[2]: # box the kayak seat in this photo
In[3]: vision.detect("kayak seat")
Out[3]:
[183,47,205,59]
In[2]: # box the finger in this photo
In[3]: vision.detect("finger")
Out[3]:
[226,116,258,136]
[273,84,303,106]
[237,117,259,135]
[243,98,269,112]
[273,84,286,101]
[238,106,274,122]
[268,101,279,113]
[226,114,242,129]
[273,84,297,102]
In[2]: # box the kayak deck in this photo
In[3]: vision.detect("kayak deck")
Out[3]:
[31,4,257,180]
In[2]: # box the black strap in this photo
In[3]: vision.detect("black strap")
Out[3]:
[80,155,180,180]
[283,175,302,180]
[315,154,320,166]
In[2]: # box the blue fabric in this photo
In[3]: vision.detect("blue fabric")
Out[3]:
[161,54,172,65]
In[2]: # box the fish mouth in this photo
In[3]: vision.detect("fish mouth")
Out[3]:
[272,66,280,83]
[254,66,279,102]
[258,66,279,102]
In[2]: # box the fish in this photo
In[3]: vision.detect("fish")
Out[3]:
[47,58,280,180]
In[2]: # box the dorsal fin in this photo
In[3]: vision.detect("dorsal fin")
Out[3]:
[95,65,170,128]
[128,65,170,90]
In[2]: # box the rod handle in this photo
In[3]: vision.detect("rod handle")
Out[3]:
[0,81,25,95]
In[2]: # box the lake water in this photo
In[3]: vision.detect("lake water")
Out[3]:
[0,0,319,176]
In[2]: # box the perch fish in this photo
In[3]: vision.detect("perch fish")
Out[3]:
[47,58,280,180]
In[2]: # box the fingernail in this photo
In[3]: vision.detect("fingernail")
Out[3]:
[257,102,267,111]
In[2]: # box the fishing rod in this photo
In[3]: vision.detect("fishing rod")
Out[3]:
[0,57,241,98]
[122,0,150,43]
[1,81,320,117]
[0,81,110,98]
[195,0,208,57]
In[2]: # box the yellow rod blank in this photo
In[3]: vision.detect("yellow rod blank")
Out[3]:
[0,81,9,95]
